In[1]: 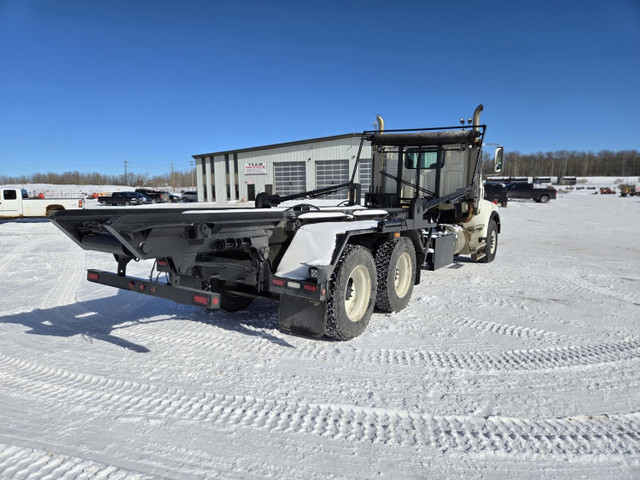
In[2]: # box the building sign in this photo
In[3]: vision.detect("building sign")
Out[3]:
[245,161,267,175]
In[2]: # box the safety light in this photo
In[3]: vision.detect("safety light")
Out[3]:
[193,295,210,306]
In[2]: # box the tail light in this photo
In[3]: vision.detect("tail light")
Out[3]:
[193,295,210,306]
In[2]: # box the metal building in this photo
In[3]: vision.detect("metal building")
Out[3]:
[192,133,372,203]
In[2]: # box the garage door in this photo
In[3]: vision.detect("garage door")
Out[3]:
[359,158,372,195]
[274,162,306,196]
[316,160,350,199]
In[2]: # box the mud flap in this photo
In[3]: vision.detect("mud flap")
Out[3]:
[278,294,327,338]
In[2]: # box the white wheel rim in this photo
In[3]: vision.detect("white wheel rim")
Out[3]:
[489,230,497,255]
[344,265,371,322]
[394,252,412,298]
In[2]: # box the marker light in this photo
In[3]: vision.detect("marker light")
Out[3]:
[193,295,210,306]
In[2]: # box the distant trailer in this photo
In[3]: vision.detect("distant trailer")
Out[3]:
[485,176,510,183]
[557,176,577,185]
[533,176,551,184]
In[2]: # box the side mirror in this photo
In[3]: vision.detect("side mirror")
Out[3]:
[494,147,504,173]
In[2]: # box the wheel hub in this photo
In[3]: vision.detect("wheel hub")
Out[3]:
[344,265,371,322]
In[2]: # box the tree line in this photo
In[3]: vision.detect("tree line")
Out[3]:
[481,150,640,178]
[2,150,639,187]
[0,169,197,189]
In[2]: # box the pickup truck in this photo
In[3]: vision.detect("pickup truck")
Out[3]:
[506,182,557,203]
[97,191,151,206]
[1,187,83,219]
[483,182,508,207]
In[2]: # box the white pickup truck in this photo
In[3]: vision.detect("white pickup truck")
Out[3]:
[0,188,83,219]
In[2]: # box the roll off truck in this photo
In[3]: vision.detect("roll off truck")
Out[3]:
[50,105,503,340]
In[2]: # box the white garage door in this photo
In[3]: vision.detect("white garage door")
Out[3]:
[359,158,372,195]
[274,162,306,196]
[316,160,350,199]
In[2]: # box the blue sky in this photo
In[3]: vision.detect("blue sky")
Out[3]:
[1,0,639,177]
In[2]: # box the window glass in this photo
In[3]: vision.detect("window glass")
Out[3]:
[405,149,439,169]
[3,190,17,200]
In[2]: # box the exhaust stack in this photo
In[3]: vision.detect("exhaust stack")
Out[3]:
[472,104,484,144]
[376,114,384,132]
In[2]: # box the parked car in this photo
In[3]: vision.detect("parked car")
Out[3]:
[483,182,508,207]
[181,191,198,202]
[135,188,170,203]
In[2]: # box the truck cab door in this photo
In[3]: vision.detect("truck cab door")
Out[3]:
[508,183,524,199]
[0,189,22,217]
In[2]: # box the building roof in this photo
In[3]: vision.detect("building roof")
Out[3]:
[192,133,362,159]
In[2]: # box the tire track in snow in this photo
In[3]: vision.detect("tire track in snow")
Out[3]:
[450,316,561,340]
[0,233,46,275]
[0,443,155,480]
[1,355,639,457]
[39,247,86,310]
[560,272,640,306]
[118,318,640,372]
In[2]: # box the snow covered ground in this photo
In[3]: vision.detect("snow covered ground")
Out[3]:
[0,191,639,479]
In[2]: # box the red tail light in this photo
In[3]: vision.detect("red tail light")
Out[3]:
[87,272,100,281]
[193,295,210,306]
[304,284,317,292]
[157,260,168,267]
[272,279,285,286]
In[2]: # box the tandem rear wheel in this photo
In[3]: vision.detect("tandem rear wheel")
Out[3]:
[374,236,417,313]
[325,245,377,341]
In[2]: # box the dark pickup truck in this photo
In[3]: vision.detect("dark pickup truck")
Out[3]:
[506,182,557,203]
[98,191,151,206]
[483,182,508,207]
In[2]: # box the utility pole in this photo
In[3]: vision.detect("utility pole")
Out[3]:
[189,159,195,188]
[171,162,175,190]
[123,160,129,185]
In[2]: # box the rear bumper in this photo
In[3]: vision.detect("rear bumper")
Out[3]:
[87,269,221,309]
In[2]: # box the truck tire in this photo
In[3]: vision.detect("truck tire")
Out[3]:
[220,291,254,312]
[374,237,416,313]
[539,194,550,203]
[326,245,377,340]
[479,219,498,263]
